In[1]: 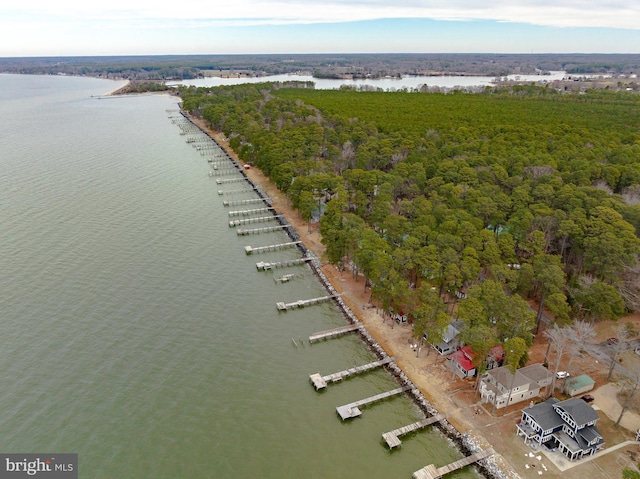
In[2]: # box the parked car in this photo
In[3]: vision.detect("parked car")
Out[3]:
[556,371,570,379]
[606,337,619,345]
[580,394,595,403]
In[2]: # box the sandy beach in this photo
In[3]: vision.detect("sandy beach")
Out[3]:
[186,113,640,479]
[105,80,131,96]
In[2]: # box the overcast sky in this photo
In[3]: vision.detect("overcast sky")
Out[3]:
[2,0,639,56]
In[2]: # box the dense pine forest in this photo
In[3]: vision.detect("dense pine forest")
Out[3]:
[179,82,640,362]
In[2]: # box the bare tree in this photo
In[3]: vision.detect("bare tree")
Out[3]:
[615,373,640,429]
[544,324,570,397]
[607,324,630,381]
[566,320,596,372]
[337,141,355,174]
[523,165,555,180]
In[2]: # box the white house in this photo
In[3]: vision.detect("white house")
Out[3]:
[479,363,553,409]
[430,320,464,355]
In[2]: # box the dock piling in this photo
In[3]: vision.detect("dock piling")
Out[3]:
[309,356,395,390]
[382,414,445,449]
[276,294,340,311]
[336,386,412,420]
[412,448,495,479]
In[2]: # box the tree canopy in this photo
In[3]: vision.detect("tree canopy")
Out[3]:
[179,82,640,350]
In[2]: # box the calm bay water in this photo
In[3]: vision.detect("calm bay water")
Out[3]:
[0,74,478,478]
[175,71,568,90]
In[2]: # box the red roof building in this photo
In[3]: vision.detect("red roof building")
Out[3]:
[447,345,505,379]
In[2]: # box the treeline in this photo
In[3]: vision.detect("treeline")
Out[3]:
[0,56,204,79]
[2,53,640,81]
[122,81,173,93]
[179,82,640,357]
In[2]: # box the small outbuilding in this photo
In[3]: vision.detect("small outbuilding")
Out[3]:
[563,374,595,397]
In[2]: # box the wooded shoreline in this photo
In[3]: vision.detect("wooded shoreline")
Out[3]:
[181,108,513,479]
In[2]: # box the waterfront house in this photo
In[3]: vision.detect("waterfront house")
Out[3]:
[430,320,464,355]
[447,344,504,378]
[516,397,604,460]
[479,363,553,409]
[448,345,476,377]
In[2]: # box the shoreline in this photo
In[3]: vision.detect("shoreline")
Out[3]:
[181,109,511,479]
[104,79,130,96]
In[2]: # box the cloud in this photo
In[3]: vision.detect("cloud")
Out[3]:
[5,0,640,30]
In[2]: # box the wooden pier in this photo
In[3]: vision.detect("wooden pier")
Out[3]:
[412,448,495,479]
[276,294,340,311]
[210,168,240,176]
[244,241,301,255]
[216,177,248,184]
[210,171,239,178]
[229,215,282,227]
[382,414,445,449]
[194,144,219,151]
[309,356,395,390]
[308,324,363,343]
[256,257,313,270]
[218,188,258,195]
[223,198,265,207]
[229,207,274,217]
[210,162,238,170]
[237,225,288,235]
[274,273,296,283]
[336,386,412,420]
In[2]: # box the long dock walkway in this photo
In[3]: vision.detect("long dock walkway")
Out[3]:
[412,448,495,479]
[210,169,239,177]
[276,294,340,311]
[382,414,445,449]
[229,215,282,227]
[244,241,301,255]
[216,177,248,184]
[223,198,265,207]
[308,323,363,343]
[228,207,274,217]
[309,356,395,390]
[218,187,258,195]
[237,224,288,235]
[256,257,314,270]
[336,385,412,420]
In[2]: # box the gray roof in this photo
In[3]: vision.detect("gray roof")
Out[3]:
[487,363,552,390]
[553,398,599,427]
[579,425,603,444]
[523,398,563,431]
[519,364,554,385]
[555,430,583,454]
[442,320,464,343]
[489,367,530,389]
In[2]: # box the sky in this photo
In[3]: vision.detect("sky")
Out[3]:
[1,0,640,56]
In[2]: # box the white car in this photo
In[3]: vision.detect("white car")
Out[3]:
[556,371,570,379]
